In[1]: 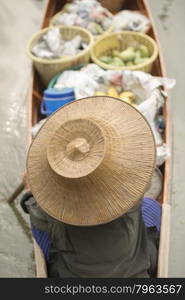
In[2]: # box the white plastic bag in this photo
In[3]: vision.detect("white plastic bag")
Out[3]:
[32,28,85,59]
[54,66,175,166]
[156,144,170,166]
[113,10,150,33]
[31,118,47,138]
[55,70,99,99]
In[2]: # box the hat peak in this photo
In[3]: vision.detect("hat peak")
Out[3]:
[47,118,106,179]
[66,137,90,161]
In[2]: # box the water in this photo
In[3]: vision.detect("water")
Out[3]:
[158,0,175,30]
[0,0,46,277]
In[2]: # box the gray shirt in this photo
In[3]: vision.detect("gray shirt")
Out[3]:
[27,198,157,278]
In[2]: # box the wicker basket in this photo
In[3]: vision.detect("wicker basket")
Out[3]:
[49,9,113,39]
[27,26,94,86]
[91,31,158,73]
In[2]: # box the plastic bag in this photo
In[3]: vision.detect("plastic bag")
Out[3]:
[31,118,47,138]
[43,27,61,53]
[156,144,170,166]
[113,10,150,33]
[53,0,112,35]
[55,70,99,99]
[138,92,164,146]
[32,27,62,58]
[32,28,85,59]
[54,65,175,165]
[56,13,77,26]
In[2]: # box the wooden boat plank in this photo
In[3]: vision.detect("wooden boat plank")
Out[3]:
[157,203,171,277]
[33,239,47,278]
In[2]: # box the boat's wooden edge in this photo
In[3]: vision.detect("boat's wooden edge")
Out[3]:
[41,0,60,28]
[162,91,172,206]
[157,203,171,277]
[33,239,48,278]
[143,0,172,278]
[41,0,51,29]
[142,0,166,76]
[27,70,34,148]
[143,0,172,206]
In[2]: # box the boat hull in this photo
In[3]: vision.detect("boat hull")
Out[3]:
[28,0,171,278]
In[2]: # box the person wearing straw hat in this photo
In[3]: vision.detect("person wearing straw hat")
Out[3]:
[22,96,161,278]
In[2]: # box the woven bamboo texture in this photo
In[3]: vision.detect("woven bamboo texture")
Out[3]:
[27,25,94,86]
[27,96,156,226]
[91,31,158,72]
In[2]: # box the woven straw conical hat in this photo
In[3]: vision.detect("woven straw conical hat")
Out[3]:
[27,96,156,226]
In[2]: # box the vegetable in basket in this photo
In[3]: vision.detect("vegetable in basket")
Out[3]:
[99,44,151,67]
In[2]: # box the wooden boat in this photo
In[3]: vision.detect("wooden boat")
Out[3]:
[28,0,172,278]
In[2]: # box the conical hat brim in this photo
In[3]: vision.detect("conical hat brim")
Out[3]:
[27,96,156,226]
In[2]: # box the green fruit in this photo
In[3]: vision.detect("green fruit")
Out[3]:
[110,57,125,66]
[99,55,113,64]
[120,49,136,62]
[88,22,104,35]
[112,50,125,62]
[139,45,150,57]
[94,23,104,34]
[134,50,142,65]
